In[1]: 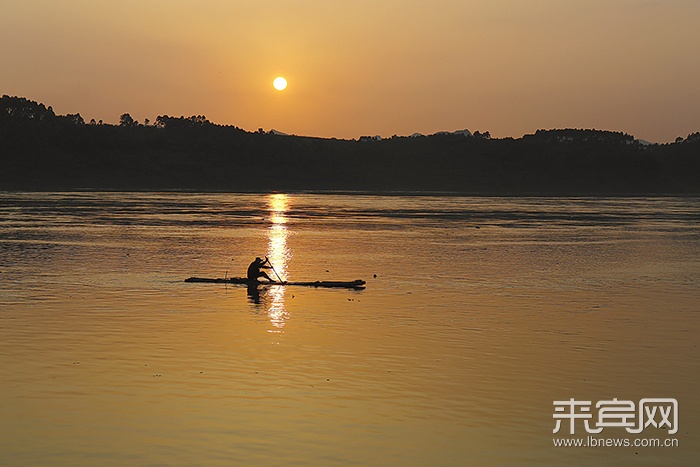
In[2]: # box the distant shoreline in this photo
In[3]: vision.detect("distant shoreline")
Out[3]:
[2,95,699,195]
[3,189,699,199]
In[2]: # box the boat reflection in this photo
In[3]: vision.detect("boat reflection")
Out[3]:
[266,194,291,331]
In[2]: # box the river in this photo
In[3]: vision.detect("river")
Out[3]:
[1,192,698,465]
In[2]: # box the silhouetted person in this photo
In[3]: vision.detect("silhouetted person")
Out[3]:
[247,257,275,282]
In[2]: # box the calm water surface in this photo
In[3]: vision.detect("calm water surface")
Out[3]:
[1,192,699,466]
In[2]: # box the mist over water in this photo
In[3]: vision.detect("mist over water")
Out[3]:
[1,192,699,465]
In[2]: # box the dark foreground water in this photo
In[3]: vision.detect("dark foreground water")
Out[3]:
[1,192,699,465]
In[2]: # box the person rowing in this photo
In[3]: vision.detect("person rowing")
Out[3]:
[247,257,276,283]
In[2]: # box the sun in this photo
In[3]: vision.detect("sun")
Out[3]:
[273,76,288,91]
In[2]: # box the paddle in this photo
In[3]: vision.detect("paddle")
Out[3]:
[265,256,285,283]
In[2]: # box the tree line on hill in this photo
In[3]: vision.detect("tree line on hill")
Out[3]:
[1,95,698,194]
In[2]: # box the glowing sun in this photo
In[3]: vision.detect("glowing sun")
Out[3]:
[273,76,288,91]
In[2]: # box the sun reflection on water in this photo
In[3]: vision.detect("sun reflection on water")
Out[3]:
[267,194,291,331]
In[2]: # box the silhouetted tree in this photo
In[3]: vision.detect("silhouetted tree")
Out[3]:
[154,115,211,129]
[119,113,135,127]
[1,95,55,121]
[63,113,85,125]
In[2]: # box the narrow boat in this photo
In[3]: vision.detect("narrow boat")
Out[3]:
[184,276,366,289]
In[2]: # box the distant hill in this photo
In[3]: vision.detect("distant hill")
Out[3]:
[1,95,699,194]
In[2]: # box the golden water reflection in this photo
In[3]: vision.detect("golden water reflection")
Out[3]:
[266,194,291,331]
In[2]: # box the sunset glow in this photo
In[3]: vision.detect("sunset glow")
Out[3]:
[1,1,698,142]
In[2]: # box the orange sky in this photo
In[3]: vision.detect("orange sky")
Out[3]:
[2,0,699,142]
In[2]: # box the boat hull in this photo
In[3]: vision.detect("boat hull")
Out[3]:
[184,277,366,289]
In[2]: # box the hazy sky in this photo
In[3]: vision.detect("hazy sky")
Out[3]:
[2,0,699,142]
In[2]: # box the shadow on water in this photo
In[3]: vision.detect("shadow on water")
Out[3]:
[246,283,263,305]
